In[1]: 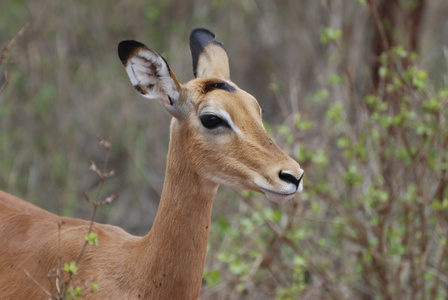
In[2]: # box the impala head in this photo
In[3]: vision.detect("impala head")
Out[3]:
[118,28,303,203]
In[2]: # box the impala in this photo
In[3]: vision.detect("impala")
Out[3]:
[0,28,303,299]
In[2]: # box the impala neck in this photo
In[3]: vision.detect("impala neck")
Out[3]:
[135,120,218,298]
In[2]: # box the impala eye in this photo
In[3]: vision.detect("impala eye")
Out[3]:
[200,114,230,130]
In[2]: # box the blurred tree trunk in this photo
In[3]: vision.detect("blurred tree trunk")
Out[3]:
[368,0,426,89]
[361,2,427,300]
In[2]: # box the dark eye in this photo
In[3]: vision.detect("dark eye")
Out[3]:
[200,114,229,130]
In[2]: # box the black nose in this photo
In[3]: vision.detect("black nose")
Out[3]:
[279,171,303,190]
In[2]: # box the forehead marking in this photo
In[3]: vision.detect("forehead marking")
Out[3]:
[202,80,236,94]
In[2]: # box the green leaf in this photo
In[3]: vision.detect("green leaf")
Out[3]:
[203,269,221,287]
[67,286,83,298]
[438,89,448,98]
[311,88,329,102]
[86,232,99,246]
[326,102,344,123]
[145,6,162,22]
[264,208,283,223]
[320,27,342,44]
[365,94,378,105]
[297,121,313,131]
[296,147,314,163]
[327,74,343,85]
[431,200,442,211]
[412,69,427,91]
[311,150,329,167]
[263,121,272,134]
[344,165,363,186]
[395,147,412,165]
[392,45,408,59]
[268,81,281,93]
[287,228,308,241]
[35,85,55,118]
[229,259,249,275]
[217,251,236,263]
[293,255,307,267]
[378,66,388,78]
[422,98,442,112]
[294,113,313,130]
[217,218,230,233]
[63,261,78,275]
[403,184,417,203]
[370,129,380,141]
[277,125,293,144]
[336,137,350,149]
[241,217,255,234]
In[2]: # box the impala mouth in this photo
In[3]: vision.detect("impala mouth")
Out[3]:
[261,188,297,203]
[257,170,304,203]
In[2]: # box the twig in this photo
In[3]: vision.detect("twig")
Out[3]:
[426,267,448,286]
[95,135,113,201]
[0,23,29,65]
[0,71,10,95]
[366,0,389,53]
[234,190,347,299]
[429,232,448,299]
[24,270,53,299]
[56,222,63,296]
[0,24,28,96]
[57,134,119,298]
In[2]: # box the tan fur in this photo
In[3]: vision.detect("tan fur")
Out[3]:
[196,44,230,79]
[0,31,302,299]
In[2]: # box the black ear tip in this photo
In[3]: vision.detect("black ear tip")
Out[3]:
[190,27,215,40]
[190,28,221,77]
[190,28,216,46]
[118,40,145,65]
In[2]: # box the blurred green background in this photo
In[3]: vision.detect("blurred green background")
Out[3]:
[1,0,448,299]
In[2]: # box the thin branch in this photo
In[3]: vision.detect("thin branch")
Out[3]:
[426,266,448,286]
[100,192,120,206]
[57,134,119,298]
[0,23,29,65]
[24,270,53,299]
[366,0,389,53]
[234,190,347,299]
[0,24,28,97]
[0,71,10,95]
[94,134,113,201]
[57,222,63,295]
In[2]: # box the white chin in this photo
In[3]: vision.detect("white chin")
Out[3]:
[262,189,296,203]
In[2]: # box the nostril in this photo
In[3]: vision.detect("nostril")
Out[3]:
[279,171,300,189]
[299,172,304,181]
[297,172,304,189]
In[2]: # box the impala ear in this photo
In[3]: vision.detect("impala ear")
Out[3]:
[189,28,230,80]
[118,40,181,116]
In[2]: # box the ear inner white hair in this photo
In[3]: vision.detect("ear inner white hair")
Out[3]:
[126,49,179,106]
